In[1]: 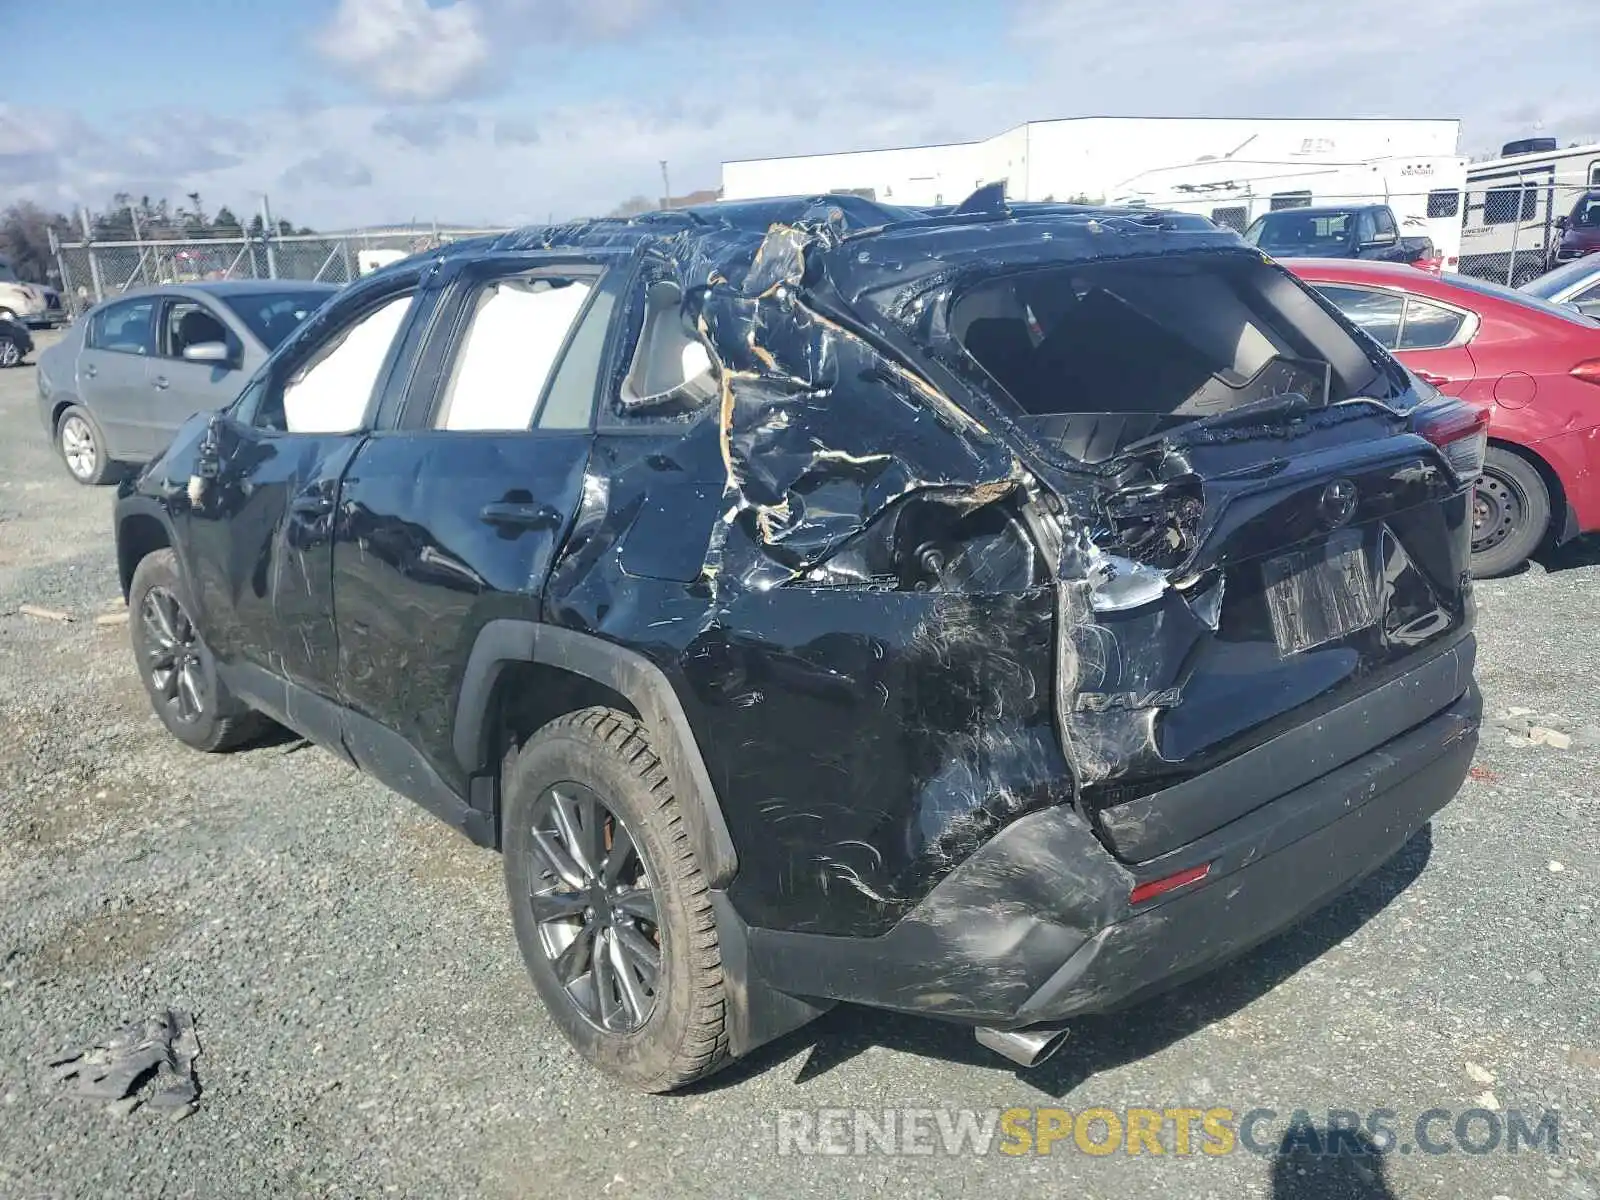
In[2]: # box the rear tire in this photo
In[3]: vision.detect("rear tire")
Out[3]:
[129,549,267,752]
[0,335,23,368]
[1471,446,1551,578]
[55,404,117,486]
[503,707,730,1093]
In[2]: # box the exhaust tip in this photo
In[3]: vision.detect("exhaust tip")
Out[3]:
[975,1024,1071,1068]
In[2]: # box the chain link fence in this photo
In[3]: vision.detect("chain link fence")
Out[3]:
[50,226,511,318]
[1457,180,1595,289]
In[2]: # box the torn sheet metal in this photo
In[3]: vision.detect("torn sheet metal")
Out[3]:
[49,1009,201,1119]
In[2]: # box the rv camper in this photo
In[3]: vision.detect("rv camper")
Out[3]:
[1461,139,1600,283]
[1111,155,1468,271]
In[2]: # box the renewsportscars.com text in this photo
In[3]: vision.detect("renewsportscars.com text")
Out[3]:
[775,1106,1560,1158]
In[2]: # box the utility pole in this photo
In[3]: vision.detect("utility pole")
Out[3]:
[660,160,672,210]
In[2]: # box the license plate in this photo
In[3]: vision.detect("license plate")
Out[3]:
[1262,531,1377,657]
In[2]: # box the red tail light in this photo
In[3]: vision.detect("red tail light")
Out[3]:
[1411,255,1444,275]
[1411,395,1489,478]
[1572,359,1600,388]
[1130,862,1211,906]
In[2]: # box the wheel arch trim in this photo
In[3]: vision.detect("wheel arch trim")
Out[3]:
[114,495,177,600]
[455,620,738,888]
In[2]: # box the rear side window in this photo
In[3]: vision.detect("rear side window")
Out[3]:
[606,279,718,424]
[1313,285,1403,349]
[87,297,156,355]
[1396,298,1465,350]
[433,277,595,431]
[1373,209,1398,239]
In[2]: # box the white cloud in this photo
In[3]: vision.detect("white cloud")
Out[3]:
[9,0,1600,229]
[313,0,491,102]
[311,0,691,103]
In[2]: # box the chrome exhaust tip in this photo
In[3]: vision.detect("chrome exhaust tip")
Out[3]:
[975,1024,1071,1068]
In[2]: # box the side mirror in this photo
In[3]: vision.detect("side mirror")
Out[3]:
[182,341,231,365]
[1556,216,1569,231]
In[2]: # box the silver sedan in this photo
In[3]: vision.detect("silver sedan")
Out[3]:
[36,280,337,484]
[1520,254,1600,319]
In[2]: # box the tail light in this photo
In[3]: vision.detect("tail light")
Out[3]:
[1411,254,1444,275]
[1572,359,1600,388]
[1130,862,1211,906]
[1411,395,1489,478]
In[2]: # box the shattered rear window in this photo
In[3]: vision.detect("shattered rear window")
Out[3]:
[940,255,1388,462]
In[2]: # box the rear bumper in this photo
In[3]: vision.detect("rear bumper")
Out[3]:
[744,649,1479,1028]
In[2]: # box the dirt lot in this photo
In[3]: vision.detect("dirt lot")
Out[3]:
[0,332,1596,1199]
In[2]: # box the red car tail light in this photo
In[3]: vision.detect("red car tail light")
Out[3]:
[1571,359,1600,388]
[1130,862,1212,906]
[1411,395,1490,478]
[1411,254,1444,275]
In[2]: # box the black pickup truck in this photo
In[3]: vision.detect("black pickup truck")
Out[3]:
[1244,204,1438,268]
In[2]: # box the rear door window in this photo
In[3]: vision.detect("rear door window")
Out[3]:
[1315,285,1404,349]
[1396,298,1466,350]
[433,276,597,431]
[87,297,157,355]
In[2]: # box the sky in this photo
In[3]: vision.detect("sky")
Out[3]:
[4,0,1600,230]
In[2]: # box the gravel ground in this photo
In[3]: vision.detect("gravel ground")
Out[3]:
[0,334,1595,1200]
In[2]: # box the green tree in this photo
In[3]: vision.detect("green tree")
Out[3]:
[212,206,243,239]
[0,202,74,283]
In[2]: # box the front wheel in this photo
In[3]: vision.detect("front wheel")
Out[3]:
[1470,447,1551,578]
[0,335,23,368]
[503,708,730,1093]
[129,549,267,752]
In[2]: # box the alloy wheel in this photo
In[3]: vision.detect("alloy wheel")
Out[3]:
[524,783,661,1033]
[0,340,19,367]
[1471,471,1523,554]
[140,585,208,724]
[60,415,97,481]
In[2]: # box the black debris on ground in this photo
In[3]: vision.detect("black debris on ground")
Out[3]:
[48,1009,201,1121]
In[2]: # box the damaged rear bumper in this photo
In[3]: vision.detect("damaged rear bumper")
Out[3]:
[743,645,1479,1029]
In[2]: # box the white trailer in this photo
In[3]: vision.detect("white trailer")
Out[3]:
[1109,155,1469,269]
[1460,141,1600,280]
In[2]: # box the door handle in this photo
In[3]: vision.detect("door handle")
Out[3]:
[83,363,97,378]
[152,375,170,390]
[479,502,560,530]
[290,494,336,519]
[1415,371,1449,387]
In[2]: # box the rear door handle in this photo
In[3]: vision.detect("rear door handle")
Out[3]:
[479,502,560,530]
[83,363,97,378]
[152,375,170,390]
[1415,371,1449,386]
[290,494,336,519]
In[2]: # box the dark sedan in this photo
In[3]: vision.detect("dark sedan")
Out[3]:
[37,280,337,484]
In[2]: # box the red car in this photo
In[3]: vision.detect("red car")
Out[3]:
[1285,258,1600,575]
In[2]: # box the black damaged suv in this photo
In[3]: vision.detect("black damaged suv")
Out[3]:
[115,191,1484,1091]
